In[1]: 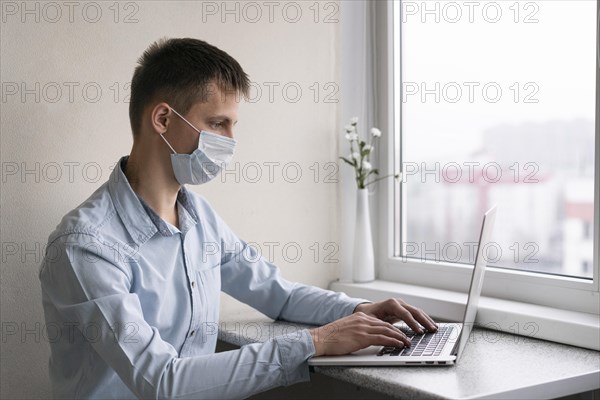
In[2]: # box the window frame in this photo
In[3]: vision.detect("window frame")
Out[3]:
[373,0,600,316]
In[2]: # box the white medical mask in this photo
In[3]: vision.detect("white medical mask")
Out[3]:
[159,107,236,185]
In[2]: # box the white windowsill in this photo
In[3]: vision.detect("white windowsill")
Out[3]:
[330,280,600,351]
[218,308,600,399]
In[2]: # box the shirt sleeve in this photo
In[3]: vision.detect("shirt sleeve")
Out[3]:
[214,214,371,325]
[39,233,315,400]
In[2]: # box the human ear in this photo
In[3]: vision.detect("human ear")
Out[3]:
[150,102,172,135]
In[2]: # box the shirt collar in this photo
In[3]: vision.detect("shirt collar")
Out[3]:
[136,186,199,237]
[108,156,199,245]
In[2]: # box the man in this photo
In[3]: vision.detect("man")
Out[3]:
[39,38,437,399]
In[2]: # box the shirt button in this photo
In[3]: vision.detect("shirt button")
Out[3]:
[189,330,195,337]
[191,281,196,288]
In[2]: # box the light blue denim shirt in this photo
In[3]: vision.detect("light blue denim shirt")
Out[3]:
[39,156,367,399]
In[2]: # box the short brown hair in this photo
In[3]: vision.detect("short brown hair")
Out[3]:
[129,37,250,136]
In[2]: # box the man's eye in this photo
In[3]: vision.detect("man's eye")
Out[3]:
[210,122,224,129]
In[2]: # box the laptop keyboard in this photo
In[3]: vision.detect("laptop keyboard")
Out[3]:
[377,325,453,357]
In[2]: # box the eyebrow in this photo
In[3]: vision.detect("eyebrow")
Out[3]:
[207,115,238,125]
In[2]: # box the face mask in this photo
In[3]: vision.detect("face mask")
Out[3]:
[159,107,236,185]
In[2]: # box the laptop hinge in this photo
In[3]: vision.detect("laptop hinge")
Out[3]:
[450,326,464,356]
[450,340,459,356]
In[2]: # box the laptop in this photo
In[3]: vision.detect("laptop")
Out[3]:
[309,205,497,366]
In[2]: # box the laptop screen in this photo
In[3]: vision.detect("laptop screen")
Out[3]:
[454,205,497,362]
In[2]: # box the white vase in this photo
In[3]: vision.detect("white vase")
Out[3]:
[352,188,375,283]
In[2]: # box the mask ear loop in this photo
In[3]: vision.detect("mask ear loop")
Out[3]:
[167,106,204,152]
[159,133,178,154]
[159,106,200,154]
[170,107,202,136]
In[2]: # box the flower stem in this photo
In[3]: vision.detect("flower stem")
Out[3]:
[364,173,399,187]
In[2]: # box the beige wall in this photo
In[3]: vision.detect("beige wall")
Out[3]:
[0,1,342,398]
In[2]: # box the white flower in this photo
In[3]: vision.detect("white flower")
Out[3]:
[344,124,355,133]
[350,116,359,125]
[345,132,358,141]
[370,127,382,137]
[364,145,373,152]
[362,161,372,170]
[351,152,360,160]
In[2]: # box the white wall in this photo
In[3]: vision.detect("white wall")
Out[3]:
[0,2,343,398]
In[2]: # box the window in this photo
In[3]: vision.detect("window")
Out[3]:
[376,0,599,314]
[583,221,592,240]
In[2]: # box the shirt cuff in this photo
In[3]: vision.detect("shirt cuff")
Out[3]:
[341,298,373,318]
[273,328,316,386]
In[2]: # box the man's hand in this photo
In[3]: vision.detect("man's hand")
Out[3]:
[308,298,438,357]
[353,298,438,334]
[308,312,411,357]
